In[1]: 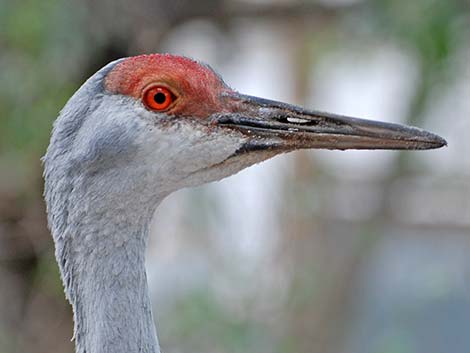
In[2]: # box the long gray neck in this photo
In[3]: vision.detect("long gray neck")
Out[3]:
[43,59,163,353]
[61,207,161,353]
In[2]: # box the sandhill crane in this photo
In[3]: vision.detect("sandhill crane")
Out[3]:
[43,54,446,353]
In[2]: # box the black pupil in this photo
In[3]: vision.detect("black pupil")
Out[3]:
[154,92,167,104]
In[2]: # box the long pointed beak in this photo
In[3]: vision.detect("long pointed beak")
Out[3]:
[214,93,447,151]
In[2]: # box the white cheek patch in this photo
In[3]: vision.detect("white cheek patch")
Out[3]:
[134,121,248,190]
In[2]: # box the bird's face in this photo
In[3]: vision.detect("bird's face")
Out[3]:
[77,54,446,198]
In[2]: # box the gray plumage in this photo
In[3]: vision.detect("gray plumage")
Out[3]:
[44,59,160,353]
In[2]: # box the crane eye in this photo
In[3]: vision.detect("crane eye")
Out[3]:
[143,86,175,111]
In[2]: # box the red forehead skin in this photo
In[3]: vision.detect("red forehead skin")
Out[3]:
[105,54,234,118]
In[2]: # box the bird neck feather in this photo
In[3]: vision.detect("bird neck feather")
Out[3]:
[59,206,161,353]
[43,59,163,353]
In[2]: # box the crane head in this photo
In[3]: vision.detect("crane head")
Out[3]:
[42,54,447,353]
[51,54,446,200]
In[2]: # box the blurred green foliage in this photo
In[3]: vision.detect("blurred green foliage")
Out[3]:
[367,0,469,126]
[161,289,269,353]
[0,0,87,176]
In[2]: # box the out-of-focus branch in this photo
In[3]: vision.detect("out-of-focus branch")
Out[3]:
[82,0,357,54]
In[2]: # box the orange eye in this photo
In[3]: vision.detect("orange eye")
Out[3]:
[143,86,175,111]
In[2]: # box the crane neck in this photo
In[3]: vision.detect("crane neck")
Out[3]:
[60,204,162,353]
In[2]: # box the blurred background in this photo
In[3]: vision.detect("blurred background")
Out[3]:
[0,0,469,352]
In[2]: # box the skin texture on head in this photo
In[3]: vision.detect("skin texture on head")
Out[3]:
[43,54,445,353]
[105,54,232,118]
